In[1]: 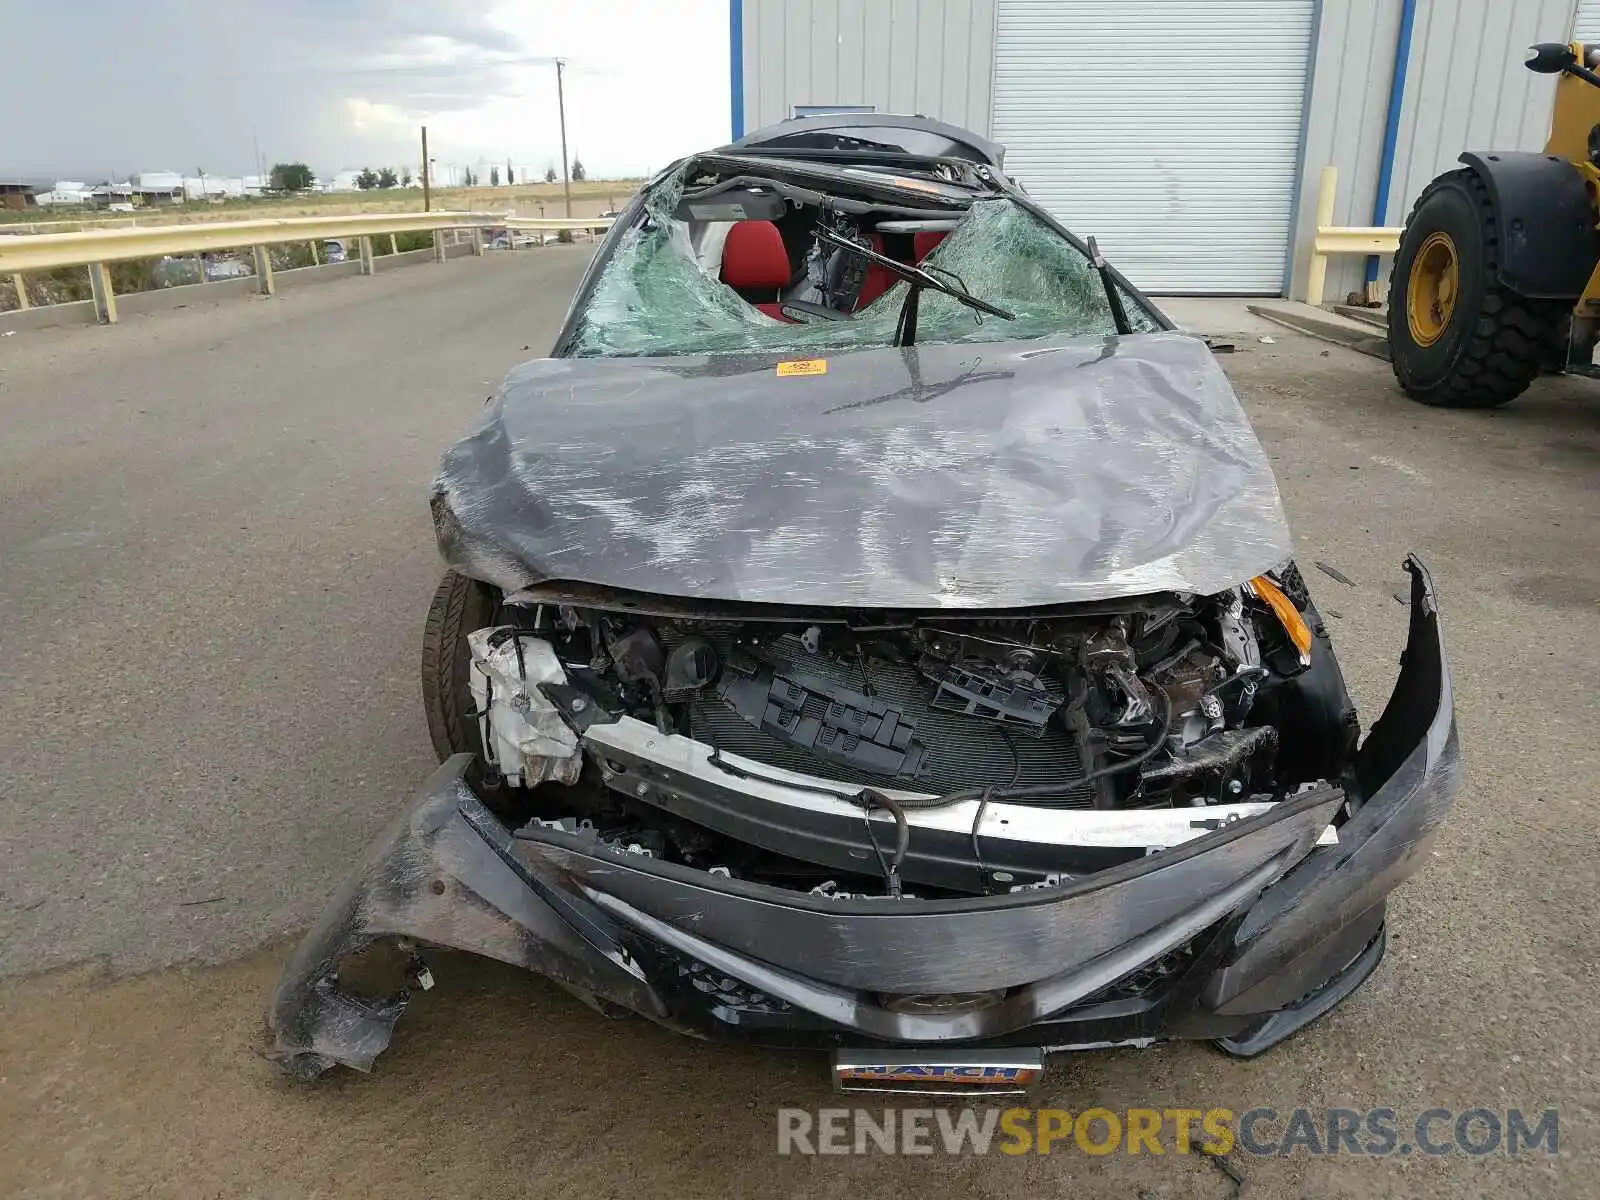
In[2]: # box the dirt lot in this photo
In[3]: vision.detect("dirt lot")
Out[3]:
[1,272,1596,1199]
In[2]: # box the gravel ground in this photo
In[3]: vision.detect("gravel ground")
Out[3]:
[0,260,1595,1198]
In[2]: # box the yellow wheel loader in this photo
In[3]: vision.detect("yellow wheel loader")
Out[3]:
[1389,41,1600,407]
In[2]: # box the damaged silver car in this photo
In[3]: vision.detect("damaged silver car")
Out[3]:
[271,114,1461,1091]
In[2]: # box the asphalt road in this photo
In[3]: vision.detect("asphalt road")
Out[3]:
[0,247,596,975]
[1,254,1596,1199]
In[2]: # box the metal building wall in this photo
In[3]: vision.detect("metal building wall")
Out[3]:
[738,0,997,137]
[738,1,1580,300]
[1576,0,1600,40]
[1290,0,1576,302]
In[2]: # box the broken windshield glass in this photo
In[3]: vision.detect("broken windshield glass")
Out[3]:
[568,183,1155,357]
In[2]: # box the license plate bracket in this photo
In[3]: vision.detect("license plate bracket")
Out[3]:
[832,1049,1044,1095]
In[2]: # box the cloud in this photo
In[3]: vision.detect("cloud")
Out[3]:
[0,0,728,179]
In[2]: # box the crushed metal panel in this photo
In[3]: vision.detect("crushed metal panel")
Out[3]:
[432,331,1293,608]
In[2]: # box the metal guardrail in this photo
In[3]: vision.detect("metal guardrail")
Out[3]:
[0,210,613,323]
[3,216,144,236]
[1306,167,1401,307]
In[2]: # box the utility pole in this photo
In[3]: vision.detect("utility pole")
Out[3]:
[421,125,431,212]
[555,58,572,217]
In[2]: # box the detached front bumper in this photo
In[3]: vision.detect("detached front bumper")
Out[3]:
[270,557,1459,1078]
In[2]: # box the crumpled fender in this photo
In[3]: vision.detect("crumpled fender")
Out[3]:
[1203,554,1462,1021]
[268,755,666,1079]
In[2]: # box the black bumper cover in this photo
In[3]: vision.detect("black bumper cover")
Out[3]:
[270,557,1458,1077]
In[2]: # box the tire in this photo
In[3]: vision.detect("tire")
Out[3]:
[420,569,501,764]
[1386,168,1564,408]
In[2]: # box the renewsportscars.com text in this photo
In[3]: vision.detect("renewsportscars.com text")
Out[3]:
[777,1107,1559,1157]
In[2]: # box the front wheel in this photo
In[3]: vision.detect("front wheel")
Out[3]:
[1386,168,1563,409]
[420,570,521,810]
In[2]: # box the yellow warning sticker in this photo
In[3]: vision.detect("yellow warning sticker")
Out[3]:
[776,359,828,377]
[887,176,943,194]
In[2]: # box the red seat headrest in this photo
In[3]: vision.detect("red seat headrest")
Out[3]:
[720,221,791,291]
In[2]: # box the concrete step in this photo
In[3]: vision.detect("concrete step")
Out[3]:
[1333,303,1387,329]
[1246,301,1391,361]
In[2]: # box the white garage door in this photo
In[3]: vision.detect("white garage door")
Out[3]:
[1577,0,1600,40]
[991,0,1315,293]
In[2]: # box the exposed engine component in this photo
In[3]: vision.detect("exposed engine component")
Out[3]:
[1140,725,1278,805]
[928,661,1057,736]
[1083,617,1156,727]
[453,569,1363,902]
[1216,589,1262,676]
[606,625,665,690]
[688,629,1082,796]
[467,629,583,787]
[664,637,719,696]
[492,572,1335,831]
[717,649,930,780]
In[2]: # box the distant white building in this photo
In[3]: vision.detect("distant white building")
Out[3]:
[114,171,185,205]
[35,181,93,205]
[132,171,183,192]
[182,176,248,200]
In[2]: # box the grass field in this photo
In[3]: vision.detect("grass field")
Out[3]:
[0,180,641,230]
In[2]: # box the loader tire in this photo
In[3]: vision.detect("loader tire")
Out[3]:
[1387,168,1563,408]
[420,569,500,764]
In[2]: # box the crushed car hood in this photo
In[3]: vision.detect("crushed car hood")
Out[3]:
[432,331,1292,608]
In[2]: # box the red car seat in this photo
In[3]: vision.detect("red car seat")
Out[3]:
[913,230,948,261]
[719,221,792,320]
[853,231,948,312]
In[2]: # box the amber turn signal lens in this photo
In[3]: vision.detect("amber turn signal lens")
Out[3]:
[1249,575,1313,659]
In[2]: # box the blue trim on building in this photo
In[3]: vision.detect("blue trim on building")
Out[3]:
[1367,0,1418,285]
[730,0,745,139]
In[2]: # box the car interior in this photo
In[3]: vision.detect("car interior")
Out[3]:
[563,159,1157,357]
[712,214,952,321]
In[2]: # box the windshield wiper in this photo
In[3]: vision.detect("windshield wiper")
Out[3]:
[1086,235,1134,336]
[814,226,1014,347]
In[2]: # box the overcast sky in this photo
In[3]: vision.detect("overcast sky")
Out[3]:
[1,0,730,180]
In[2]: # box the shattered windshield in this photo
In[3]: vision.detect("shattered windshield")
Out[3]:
[567,175,1158,358]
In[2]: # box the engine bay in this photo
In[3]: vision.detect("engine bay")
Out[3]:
[463,567,1359,899]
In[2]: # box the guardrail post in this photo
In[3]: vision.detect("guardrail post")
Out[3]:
[432,231,446,263]
[87,261,118,324]
[389,234,399,256]
[252,245,275,296]
[309,239,321,266]
[470,227,484,256]
[10,272,28,310]
[1306,166,1338,308]
[358,236,375,276]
